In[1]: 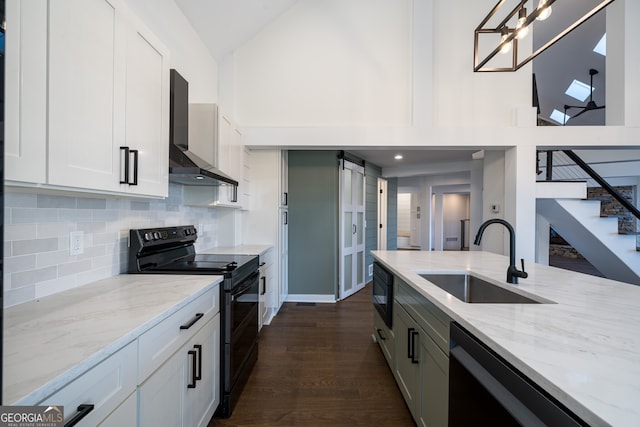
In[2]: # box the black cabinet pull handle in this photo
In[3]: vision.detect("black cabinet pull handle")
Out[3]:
[284,211,288,225]
[230,184,238,203]
[407,328,415,359]
[180,313,204,330]
[64,404,95,427]
[284,192,288,206]
[119,146,129,184]
[188,349,197,388]
[194,344,202,381]
[410,330,419,364]
[129,149,138,186]
[261,276,266,295]
[377,328,386,341]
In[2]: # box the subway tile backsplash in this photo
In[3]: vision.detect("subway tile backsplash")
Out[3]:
[4,184,219,307]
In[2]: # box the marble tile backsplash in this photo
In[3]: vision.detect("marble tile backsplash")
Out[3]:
[4,184,218,307]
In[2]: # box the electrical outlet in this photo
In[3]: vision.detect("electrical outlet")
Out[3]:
[368,264,373,276]
[70,231,84,256]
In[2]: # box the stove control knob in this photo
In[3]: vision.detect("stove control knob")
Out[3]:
[184,228,191,236]
[153,231,160,240]
[144,232,152,241]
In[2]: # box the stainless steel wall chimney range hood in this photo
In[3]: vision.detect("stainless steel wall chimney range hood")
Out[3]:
[168,69,239,188]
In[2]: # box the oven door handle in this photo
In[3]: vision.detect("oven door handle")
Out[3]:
[232,271,260,298]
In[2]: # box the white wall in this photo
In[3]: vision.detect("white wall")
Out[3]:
[233,0,531,129]
[234,0,412,126]
[480,150,506,255]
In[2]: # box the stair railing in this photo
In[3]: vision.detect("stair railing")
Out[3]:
[539,149,640,251]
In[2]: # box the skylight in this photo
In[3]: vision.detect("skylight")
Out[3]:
[550,109,570,125]
[593,33,606,56]
[565,80,593,102]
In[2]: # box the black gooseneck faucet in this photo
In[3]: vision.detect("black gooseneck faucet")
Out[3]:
[473,218,528,284]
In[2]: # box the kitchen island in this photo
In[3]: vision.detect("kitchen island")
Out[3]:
[372,250,640,426]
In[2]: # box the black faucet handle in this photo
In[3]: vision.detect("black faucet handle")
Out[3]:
[519,258,528,279]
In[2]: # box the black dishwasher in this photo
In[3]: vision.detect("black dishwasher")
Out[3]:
[449,323,586,426]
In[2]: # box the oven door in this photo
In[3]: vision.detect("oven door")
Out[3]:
[229,271,259,387]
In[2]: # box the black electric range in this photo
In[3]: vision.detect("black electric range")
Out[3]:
[128,225,259,418]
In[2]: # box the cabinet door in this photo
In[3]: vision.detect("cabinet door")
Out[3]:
[185,316,220,427]
[47,0,124,192]
[4,0,47,183]
[279,209,289,309]
[280,150,289,207]
[373,310,394,368]
[417,327,449,427]
[122,16,169,197]
[39,341,137,427]
[138,345,186,427]
[98,391,136,427]
[393,304,419,418]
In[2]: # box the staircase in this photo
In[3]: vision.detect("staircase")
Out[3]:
[536,182,640,286]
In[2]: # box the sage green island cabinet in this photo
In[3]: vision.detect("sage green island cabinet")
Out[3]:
[374,275,451,427]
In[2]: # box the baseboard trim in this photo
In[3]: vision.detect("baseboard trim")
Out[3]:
[286,294,336,303]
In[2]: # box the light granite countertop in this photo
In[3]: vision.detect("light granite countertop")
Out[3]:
[3,274,223,405]
[371,250,640,427]
[201,244,273,257]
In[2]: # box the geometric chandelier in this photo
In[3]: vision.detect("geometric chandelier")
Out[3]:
[474,0,616,72]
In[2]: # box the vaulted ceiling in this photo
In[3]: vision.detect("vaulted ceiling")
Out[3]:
[174,0,614,172]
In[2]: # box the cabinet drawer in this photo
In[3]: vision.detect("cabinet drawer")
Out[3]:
[38,340,137,427]
[138,287,218,383]
[395,277,450,354]
[373,310,394,367]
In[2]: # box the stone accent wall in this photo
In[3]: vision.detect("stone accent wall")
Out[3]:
[587,186,637,234]
[550,185,638,259]
[549,244,586,259]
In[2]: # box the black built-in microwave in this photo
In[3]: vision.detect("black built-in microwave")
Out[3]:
[373,262,394,328]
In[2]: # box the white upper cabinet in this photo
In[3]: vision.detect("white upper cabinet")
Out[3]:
[5,0,47,184]
[47,0,123,192]
[121,12,170,197]
[5,0,169,197]
[184,104,245,208]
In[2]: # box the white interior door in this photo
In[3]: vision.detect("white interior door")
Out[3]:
[339,160,365,300]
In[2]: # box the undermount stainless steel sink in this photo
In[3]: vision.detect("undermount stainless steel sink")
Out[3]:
[419,273,546,304]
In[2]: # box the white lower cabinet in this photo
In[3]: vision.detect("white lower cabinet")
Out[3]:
[138,315,220,427]
[37,340,138,427]
[259,247,276,329]
[98,392,137,427]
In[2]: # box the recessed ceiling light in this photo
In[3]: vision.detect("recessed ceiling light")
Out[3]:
[394,154,403,160]
[195,176,205,180]
[550,109,570,125]
[565,79,593,102]
[593,33,606,56]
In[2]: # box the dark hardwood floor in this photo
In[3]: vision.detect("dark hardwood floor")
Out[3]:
[210,285,414,426]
